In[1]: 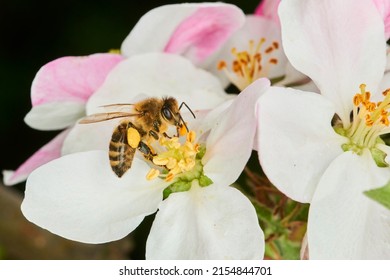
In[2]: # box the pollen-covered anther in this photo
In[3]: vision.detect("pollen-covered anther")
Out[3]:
[365,114,374,126]
[217,61,227,70]
[216,37,280,91]
[345,84,390,152]
[146,169,160,180]
[186,131,196,143]
[380,110,390,126]
[153,157,169,166]
[147,130,200,182]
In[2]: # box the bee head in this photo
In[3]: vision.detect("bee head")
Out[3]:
[161,97,181,126]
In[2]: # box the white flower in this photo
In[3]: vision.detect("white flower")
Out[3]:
[258,0,390,259]
[121,3,245,68]
[21,52,268,259]
[3,2,244,186]
[3,54,123,185]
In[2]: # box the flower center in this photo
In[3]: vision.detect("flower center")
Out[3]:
[146,131,213,197]
[217,38,279,90]
[336,84,390,166]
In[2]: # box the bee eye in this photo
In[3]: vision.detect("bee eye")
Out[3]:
[162,107,173,120]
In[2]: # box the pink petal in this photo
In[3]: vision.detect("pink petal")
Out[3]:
[373,0,390,39]
[164,5,245,65]
[31,53,123,106]
[2,130,69,185]
[254,0,281,25]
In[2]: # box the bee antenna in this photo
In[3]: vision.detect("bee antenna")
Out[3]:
[179,102,196,119]
[179,114,190,132]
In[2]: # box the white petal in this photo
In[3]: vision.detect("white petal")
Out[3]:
[22,151,168,243]
[121,3,244,65]
[208,15,287,83]
[146,183,264,259]
[61,120,117,155]
[378,71,390,97]
[258,87,346,203]
[86,53,228,114]
[24,102,85,130]
[203,78,270,187]
[275,61,309,87]
[309,151,390,259]
[279,0,386,124]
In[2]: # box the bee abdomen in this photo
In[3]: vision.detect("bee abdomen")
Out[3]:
[109,121,136,178]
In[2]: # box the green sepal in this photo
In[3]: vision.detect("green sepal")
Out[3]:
[199,175,213,187]
[364,181,390,210]
[270,75,285,85]
[163,180,192,199]
[341,143,363,155]
[196,145,206,160]
[370,147,389,167]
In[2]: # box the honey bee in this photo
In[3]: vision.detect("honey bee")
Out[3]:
[79,97,194,178]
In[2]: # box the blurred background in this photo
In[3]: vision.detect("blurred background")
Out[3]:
[0,0,263,259]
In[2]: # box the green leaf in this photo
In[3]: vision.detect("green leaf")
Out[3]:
[364,181,390,210]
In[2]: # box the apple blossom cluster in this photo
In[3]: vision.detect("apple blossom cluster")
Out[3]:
[3,0,390,260]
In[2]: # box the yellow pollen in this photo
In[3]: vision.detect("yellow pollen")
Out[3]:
[217,38,280,91]
[186,131,196,143]
[127,127,141,149]
[166,172,175,182]
[217,61,227,70]
[179,123,188,136]
[146,169,160,180]
[269,58,278,64]
[265,46,274,54]
[147,130,199,182]
[365,114,374,126]
[153,157,169,166]
[347,84,390,149]
[353,94,362,106]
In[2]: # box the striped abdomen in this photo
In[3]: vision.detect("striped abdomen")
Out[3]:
[109,120,136,178]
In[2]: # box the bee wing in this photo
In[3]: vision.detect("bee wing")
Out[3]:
[79,112,142,124]
[99,103,135,111]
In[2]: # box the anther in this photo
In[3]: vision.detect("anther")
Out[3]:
[146,169,160,180]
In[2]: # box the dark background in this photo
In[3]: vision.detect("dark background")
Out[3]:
[0,0,260,181]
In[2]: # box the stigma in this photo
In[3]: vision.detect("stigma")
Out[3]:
[217,38,279,90]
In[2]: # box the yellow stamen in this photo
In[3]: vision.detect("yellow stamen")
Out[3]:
[217,38,280,90]
[347,84,390,149]
[146,169,160,180]
[153,157,169,166]
[186,131,196,143]
[146,130,200,182]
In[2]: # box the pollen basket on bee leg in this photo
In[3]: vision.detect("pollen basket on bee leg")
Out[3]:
[127,127,141,148]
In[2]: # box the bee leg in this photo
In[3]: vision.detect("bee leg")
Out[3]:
[138,141,156,162]
[163,132,172,139]
[149,130,159,140]
[153,120,161,132]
